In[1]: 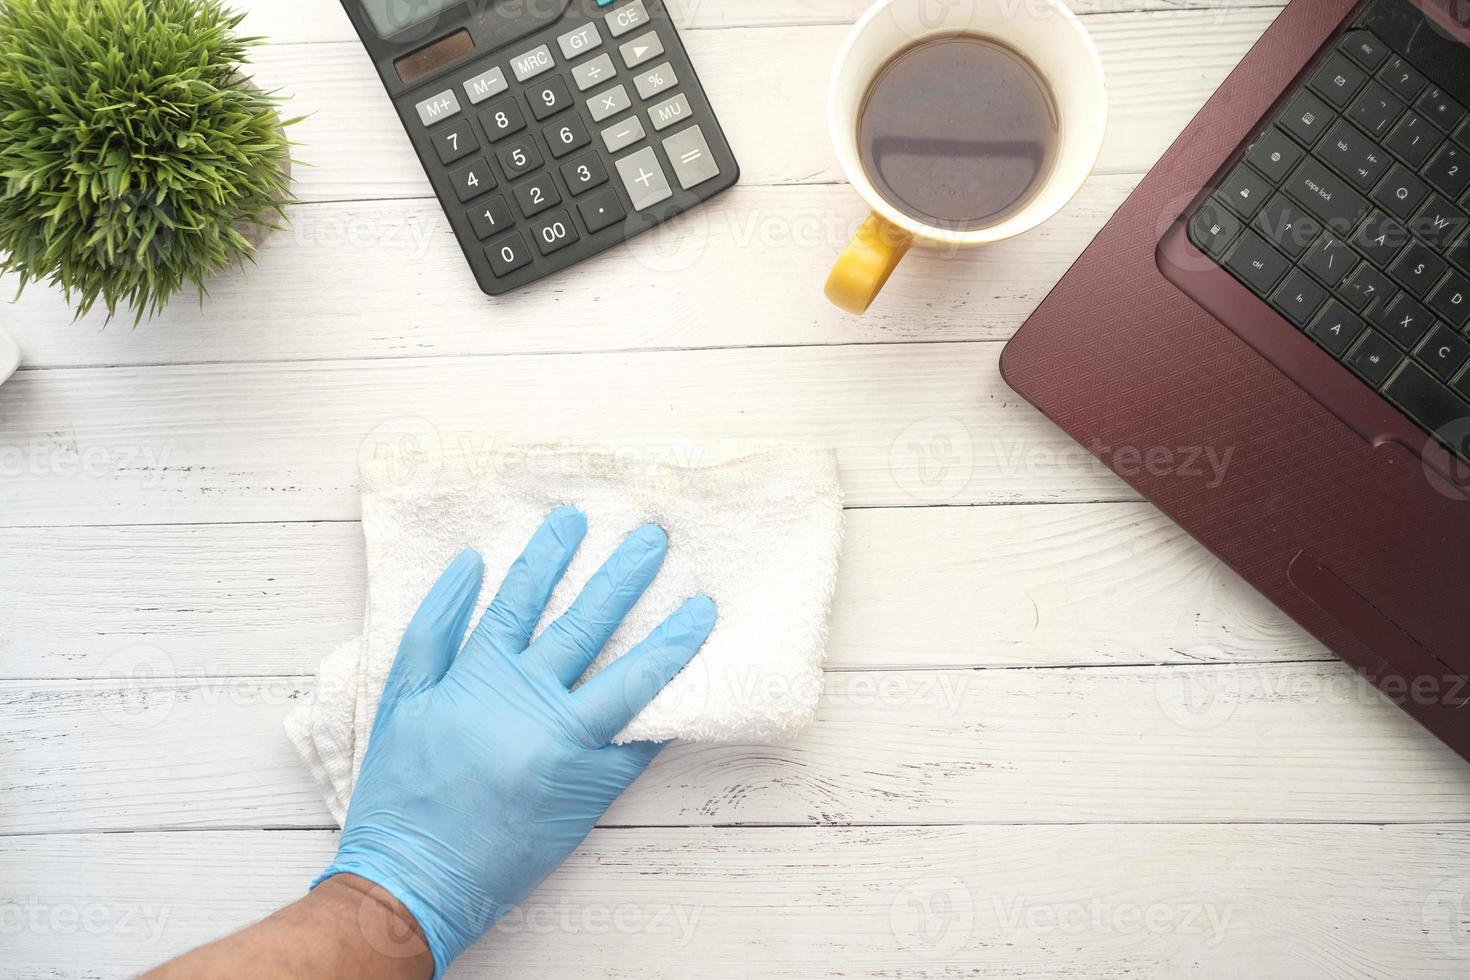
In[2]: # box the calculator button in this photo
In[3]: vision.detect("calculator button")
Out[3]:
[620,31,664,69]
[497,136,544,179]
[480,97,527,142]
[510,44,556,82]
[633,62,678,100]
[463,67,508,106]
[560,152,609,195]
[530,210,581,256]
[514,173,563,217]
[486,231,533,277]
[588,84,632,123]
[468,195,513,240]
[448,157,497,202]
[602,114,647,153]
[578,186,627,232]
[557,22,604,61]
[648,93,692,132]
[414,90,462,128]
[663,125,720,190]
[605,0,649,38]
[433,120,478,164]
[544,115,592,158]
[528,76,572,121]
[615,146,673,210]
[573,54,616,92]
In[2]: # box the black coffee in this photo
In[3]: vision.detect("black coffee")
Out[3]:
[858,35,1060,231]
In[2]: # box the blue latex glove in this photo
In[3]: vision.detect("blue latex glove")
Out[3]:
[316,507,717,977]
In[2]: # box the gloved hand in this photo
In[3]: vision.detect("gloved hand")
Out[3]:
[316,507,717,977]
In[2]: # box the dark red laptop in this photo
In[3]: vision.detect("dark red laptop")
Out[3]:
[1003,0,1470,758]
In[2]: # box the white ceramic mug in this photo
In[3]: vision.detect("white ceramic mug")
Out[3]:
[825,0,1108,314]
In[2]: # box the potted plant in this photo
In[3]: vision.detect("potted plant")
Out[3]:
[0,0,297,325]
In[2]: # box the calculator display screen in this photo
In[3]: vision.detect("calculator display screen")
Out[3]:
[362,0,459,38]
[393,29,475,84]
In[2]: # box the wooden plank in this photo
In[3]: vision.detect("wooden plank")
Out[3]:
[224,11,1278,203]
[6,662,1467,833]
[0,343,1140,528]
[0,504,1322,680]
[3,823,1463,978]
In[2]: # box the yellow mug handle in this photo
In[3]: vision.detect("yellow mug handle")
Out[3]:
[825,212,913,315]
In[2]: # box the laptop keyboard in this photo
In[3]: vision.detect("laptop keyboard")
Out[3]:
[1188,28,1470,461]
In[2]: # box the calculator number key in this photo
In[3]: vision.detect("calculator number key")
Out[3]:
[531,210,581,256]
[497,137,544,180]
[480,97,526,142]
[528,75,573,121]
[545,115,592,158]
[515,173,563,218]
[561,153,610,195]
[486,231,534,277]
[468,195,513,240]
[433,120,478,165]
[449,157,497,202]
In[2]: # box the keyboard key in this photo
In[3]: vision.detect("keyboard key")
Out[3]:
[571,53,616,93]
[544,114,592,158]
[1270,269,1330,327]
[1416,86,1467,134]
[1341,261,1394,311]
[1412,194,1469,251]
[1416,322,1470,380]
[496,136,543,179]
[605,0,650,37]
[1285,156,1369,231]
[1188,196,1243,258]
[1308,52,1367,108]
[577,185,627,233]
[1347,81,1404,137]
[1218,164,1272,218]
[1246,127,1306,183]
[1339,31,1389,71]
[528,75,573,121]
[1385,111,1442,167]
[1318,120,1391,191]
[448,157,496,202]
[1302,232,1354,284]
[529,210,580,256]
[1280,90,1334,146]
[480,97,527,142]
[1353,210,1411,266]
[1222,229,1290,295]
[1458,116,1470,150]
[1391,241,1448,298]
[1308,299,1367,355]
[560,152,609,195]
[468,195,512,240]
[486,230,533,277]
[588,84,632,123]
[663,124,720,190]
[1379,55,1427,103]
[1254,193,1321,258]
[432,120,478,165]
[513,172,562,217]
[1428,269,1470,328]
[1346,329,1404,386]
[1372,291,1435,349]
[1384,361,1470,437]
[1372,164,1430,218]
[1424,143,1470,200]
[1448,229,1470,275]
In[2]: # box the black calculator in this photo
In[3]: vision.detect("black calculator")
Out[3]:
[342,0,740,296]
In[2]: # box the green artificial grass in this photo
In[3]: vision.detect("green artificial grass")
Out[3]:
[0,0,297,323]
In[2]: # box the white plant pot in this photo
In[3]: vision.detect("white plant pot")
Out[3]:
[0,324,18,386]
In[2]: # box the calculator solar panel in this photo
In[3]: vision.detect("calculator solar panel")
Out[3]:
[343,0,739,296]
[1184,13,1470,461]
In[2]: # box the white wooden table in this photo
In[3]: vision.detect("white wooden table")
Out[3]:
[5,1,1470,976]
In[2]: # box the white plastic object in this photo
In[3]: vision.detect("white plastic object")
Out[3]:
[0,324,17,387]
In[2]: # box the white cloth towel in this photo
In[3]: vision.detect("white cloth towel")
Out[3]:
[286,441,845,823]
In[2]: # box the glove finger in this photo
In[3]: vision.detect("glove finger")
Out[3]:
[384,549,485,699]
[469,506,587,655]
[537,523,669,688]
[571,595,716,745]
